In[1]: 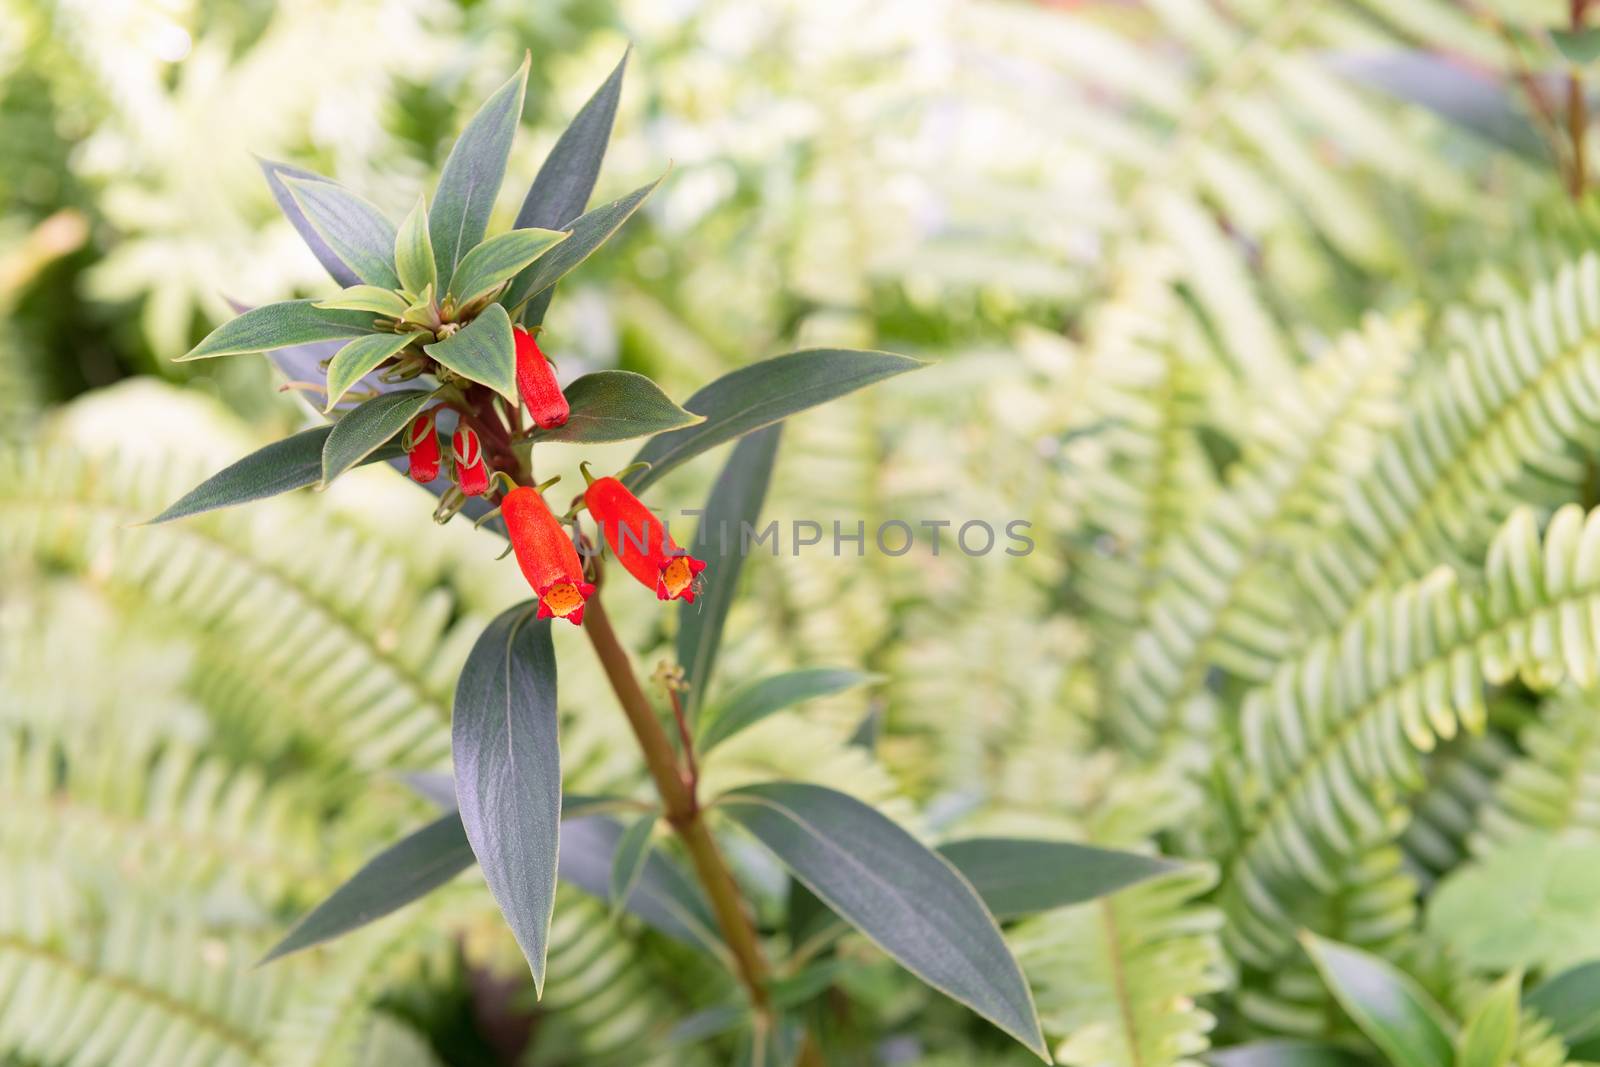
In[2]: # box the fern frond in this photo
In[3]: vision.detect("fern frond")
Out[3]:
[1474,689,1600,853]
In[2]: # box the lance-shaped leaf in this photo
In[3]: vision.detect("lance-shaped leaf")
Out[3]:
[1301,933,1454,1067]
[148,426,403,523]
[1457,970,1520,1067]
[178,300,376,362]
[717,782,1048,1060]
[678,426,780,721]
[1528,960,1600,1048]
[530,370,700,444]
[259,159,361,287]
[446,227,568,305]
[315,285,410,317]
[431,56,529,290]
[453,607,561,993]
[517,49,628,232]
[321,389,434,486]
[1207,1042,1373,1066]
[424,303,516,402]
[609,813,658,916]
[627,349,926,493]
[323,332,419,412]
[699,669,879,754]
[260,814,472,963]
[936,838,1180,919]
[283,176,401,288]
[503,174,663,320]
[394,195,436,296]
[559,815,724,956]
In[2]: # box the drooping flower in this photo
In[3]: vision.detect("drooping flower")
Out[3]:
[515,327,569,430]
[403,409,440,484]
[503,485,594,625]
[584,472,706,602]
[453,426,489,496]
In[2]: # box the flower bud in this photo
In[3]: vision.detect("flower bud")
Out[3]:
[403,409,440,484]
[515,327,569,430]
[584,476,706,602]
[452,426,489,496]
[504,486,594,625]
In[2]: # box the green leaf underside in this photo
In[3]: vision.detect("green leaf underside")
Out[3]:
[260,813,471,963]
[446,227,568,305]
[531,370,700,444]
[452,607,561,994]
[609,814,656,915]
[698,669,879,754]
[936,838,1181,920]
[323,332,418,411]
[717,782,1048,1060]
[1301,933,1454,1067]
[424,303,517,402]
[1206,1041,1374,1066]
[504,174,663,318]
[315,285,410,317]
[149,425,402,523]
[283,176,401,288]
[431,58,529,291]
[321,389,433,486]
[395,194,436,296]
[178,300,377,362]
[627,349,927,493]
[678,426,781,722]
[258,159,362,287]
[516,49,627,232]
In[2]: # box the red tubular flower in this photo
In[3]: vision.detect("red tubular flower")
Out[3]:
[515,327,569,430]
[452,426,489,496]
[584,476,707,602]
[403,409,440,484]
[503,486,594,625]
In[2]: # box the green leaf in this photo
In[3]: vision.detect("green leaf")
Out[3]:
[321,389,434,487]
[699,668,880,755]
[260,814,472,964]
[1206,1041,1374,1066]
[718,781,1047,1060]
[323,332,418,412]
[678,426,781,721]
[177,300,377,362]
[1457,970,1521,1067]
[1526,960,1600,1045]
[531,370,700,444]
[314,284,409,317]
[423,303,516,402]
[936,838,1181,920]
[431,57,529,290]
[504,174,663,321]
[453,606,561,994]
[1553,27,1600,66]
[609,813,657,916]
[446,227,568,305]
[258,159,361,287]
[283,175,401,288]
[147,426,403,523]
[394,194,436,296]
[560,814,724,955]
[1300,932,1454,1067]
[627,349,927,493]
[516,49,628,231]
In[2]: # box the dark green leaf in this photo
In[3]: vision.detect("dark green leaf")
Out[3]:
[446,227,568,305]
[1207,1041,1374,1066]
[609,813,657,915]
[677,425,781,723]
[718,781,1047,1059]
[321,389,433,487]
[283,176,401,288]
[699,669,879,754]
[431,57,529,290]
[937,837,1181,920]
[395,194,436,296]
[627,349,926,493]
[1527,959,1600,1044]
[532,370,700,444]
[1301,932,1454,1067]
[516,49,628,231]
[503,174,663,320]
[323,332,418,412]
[177,300,376,362]
[260,814,472,964]
[453,607,561,993]
[560,815,724,955]
[258,159,362,287]
[424,303,516,402]
[148,426,403,524]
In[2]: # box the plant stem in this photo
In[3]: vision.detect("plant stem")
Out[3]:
[583,595,773,1013]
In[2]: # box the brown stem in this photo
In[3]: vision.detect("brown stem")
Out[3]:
[583,596,773,1013]
[667,686,700,794]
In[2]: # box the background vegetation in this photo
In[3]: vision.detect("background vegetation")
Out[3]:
[7,0,1600,1064]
